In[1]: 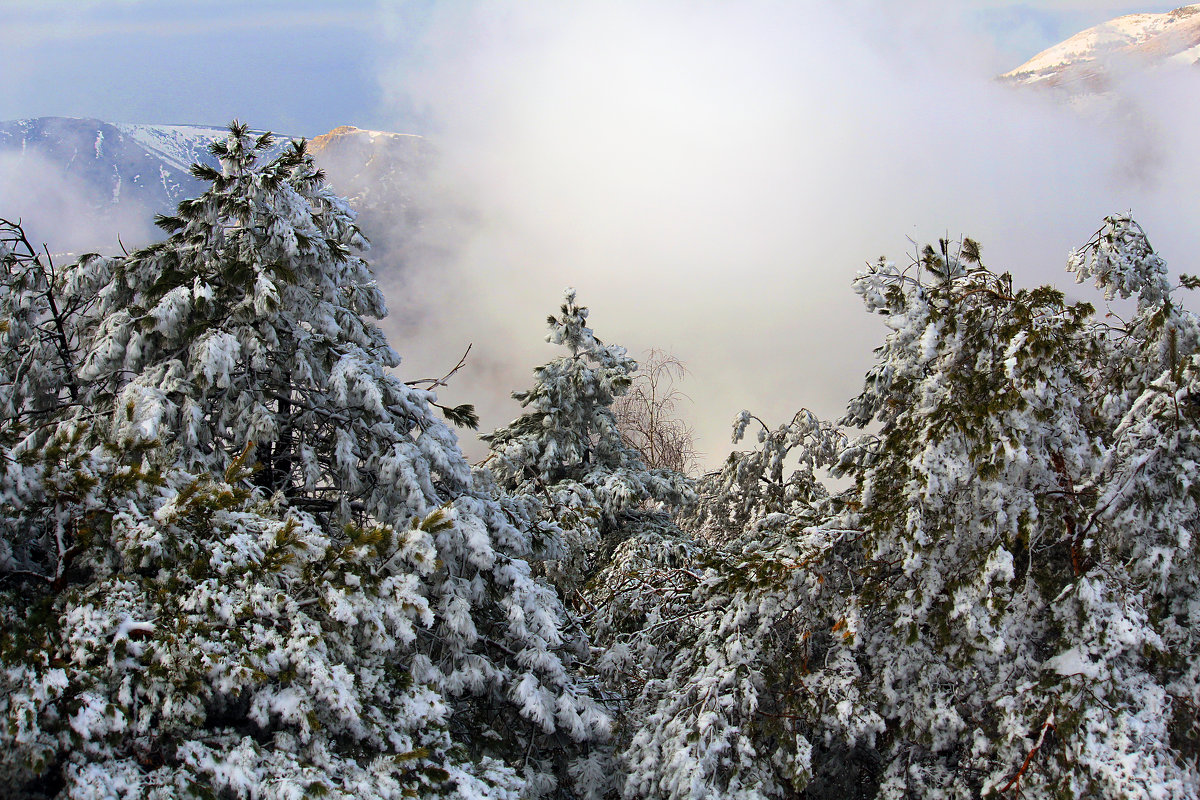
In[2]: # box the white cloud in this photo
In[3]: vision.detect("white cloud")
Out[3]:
[0,150,157,256]
[371,0,1200,467]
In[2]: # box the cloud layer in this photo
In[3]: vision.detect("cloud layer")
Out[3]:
[0,150,156,257]
[2,1,1191,469]
[376,0,1200,466]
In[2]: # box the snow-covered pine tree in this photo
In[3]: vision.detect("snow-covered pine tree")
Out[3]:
[611,406,867,800]
[683,409,844,545]
[481,295,858,798]
[611,220,1200,800]
[826,229,1200,798]
[1060,216,1200,795]
[483,290,693,594]
[0,218,94,587]
[482,292,705,797]
[1,124,608,799]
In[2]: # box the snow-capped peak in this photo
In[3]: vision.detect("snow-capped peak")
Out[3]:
[114,122,291,172]
[1003,4,1200,88]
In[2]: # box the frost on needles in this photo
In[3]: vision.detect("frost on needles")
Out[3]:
[483,290,694,597]
[614,221,1200,800]
[2,120,1199,800]
[0,124,607,800]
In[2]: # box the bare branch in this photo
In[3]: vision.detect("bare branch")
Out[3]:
[405,343,473,389]
[613,348,699,474]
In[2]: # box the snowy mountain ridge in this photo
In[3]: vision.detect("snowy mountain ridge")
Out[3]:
[1003,3,1200,89]
[112,121,292,173]
[0,117,295,212]
[0,117,431,247]
[0,117,418,212]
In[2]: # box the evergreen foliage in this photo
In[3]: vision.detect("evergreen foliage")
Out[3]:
[483,291,693,594]
[602,409,859,800]
[0,125,606,800]
[483,293,707,798]
[2,121,1197,799]
[683,409,844,544]
[607,220,1200,799]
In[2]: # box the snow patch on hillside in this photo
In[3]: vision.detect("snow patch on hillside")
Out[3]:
[115,123,294,171]
[1004,4,1200,84]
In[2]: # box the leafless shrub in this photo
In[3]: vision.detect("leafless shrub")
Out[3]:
[614,348,699,475]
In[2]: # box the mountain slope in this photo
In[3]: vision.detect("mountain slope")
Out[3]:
[114,121,291,174]
[308,125,435,245]
[0,118,433,264]
[0,118,431,217]
[0,118,205,212]
[1003,3,1200,90]
[0,118,297,213]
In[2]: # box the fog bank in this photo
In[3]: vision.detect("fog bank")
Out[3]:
[377,0,1200,467]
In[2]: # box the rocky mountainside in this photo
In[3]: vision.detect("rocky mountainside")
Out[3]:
[310,125,430,208]
[0,117,290,212]
[1002,3,1200,92]
[307,125,439,276]
[0,117,434,263]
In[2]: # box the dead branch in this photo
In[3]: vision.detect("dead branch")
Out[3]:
[405,343,473,389]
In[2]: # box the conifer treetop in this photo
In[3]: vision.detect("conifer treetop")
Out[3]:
[0,126,611,800]
[486,290,693,519]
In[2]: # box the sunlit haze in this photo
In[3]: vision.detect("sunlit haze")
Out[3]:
[2,0,1196,467]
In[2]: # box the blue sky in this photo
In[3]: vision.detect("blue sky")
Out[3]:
[967,1,1167,58]
[0,1,1172,135]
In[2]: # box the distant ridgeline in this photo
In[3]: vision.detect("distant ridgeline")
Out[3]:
[0,117,434,251]
[1001,3,1200,93]
[0,117,291,212]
